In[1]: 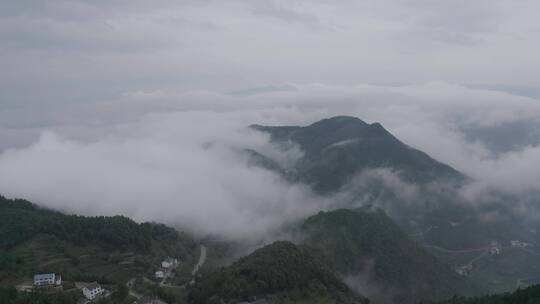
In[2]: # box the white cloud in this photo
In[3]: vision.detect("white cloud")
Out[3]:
[0,111,332,241]
[2,0,540,237]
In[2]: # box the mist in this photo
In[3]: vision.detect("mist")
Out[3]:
[2,83,540,241]
[0,111,331,241]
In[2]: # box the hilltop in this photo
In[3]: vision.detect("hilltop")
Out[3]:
[252,116,464,192]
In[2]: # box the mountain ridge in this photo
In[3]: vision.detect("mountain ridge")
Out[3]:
[251,116,465,192]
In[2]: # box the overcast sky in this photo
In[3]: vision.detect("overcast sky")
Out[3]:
[2,0,540,108]
[2,1,540,239]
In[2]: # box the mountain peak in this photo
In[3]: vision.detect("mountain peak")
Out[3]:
[307,115,368,128]
[251,116,465,192]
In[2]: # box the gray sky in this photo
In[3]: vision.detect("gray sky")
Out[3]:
[2,1,540,239]
[2,0,540,108]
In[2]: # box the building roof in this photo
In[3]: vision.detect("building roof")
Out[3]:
[84,282,101,291]
[34,273,55,280]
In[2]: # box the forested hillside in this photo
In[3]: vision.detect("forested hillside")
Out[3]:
[301,208,476,303]
[189,241,368,304]
[0,195,178,250]
[0,195,197,285]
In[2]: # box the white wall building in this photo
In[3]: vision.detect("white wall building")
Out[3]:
[33,273,62,287]
[161,257,179,269]
[161,261,171,268]
[155,271,165,279]
[82,283,104,300]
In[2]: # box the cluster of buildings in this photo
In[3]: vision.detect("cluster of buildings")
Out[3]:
[155,257,179,279]
[31,257,182,303]
[33,273,105,302]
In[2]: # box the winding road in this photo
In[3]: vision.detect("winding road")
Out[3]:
[192,245,207,276]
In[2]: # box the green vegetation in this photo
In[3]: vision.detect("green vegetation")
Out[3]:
[301,208,476,303]
[0,195,197,285]
[434,284,540,304]
[189,241,368,304]
[1,195,179,250]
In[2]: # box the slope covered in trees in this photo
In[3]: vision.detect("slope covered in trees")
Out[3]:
[189,241,368,304]
[0,195,197,285]
[0,195,167,250]
[301,208,476,303]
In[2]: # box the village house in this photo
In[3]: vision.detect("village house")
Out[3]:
[82,282,104,300]
[161,257,179,269]
[155,270,165,279]
[33,273,62,287]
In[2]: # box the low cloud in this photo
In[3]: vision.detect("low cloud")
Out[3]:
[0,111,330,241]
[2,83,540,240]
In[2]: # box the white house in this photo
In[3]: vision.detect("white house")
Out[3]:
[34,273,62,287]
[161,261,171,269]
[155,271,165,279]
[161,257,179,269]
[82,283,104,300]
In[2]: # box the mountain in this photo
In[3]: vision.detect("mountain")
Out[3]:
[252,116,464,193]
[300,208,476,303]
[250,117,540,295]
[189,241,368,304]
